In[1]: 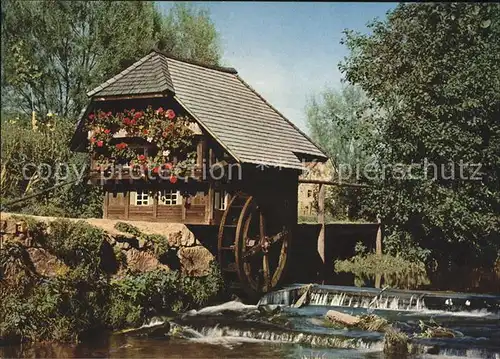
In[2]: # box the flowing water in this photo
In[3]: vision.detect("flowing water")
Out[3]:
[2,284,499,358]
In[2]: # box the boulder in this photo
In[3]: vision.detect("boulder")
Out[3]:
[168,228,197,247]
[325,309,360,326]
[117,242,131,250]
[27,248,69,277]
[137,238,147,249]
[177,246,214,277]
[125,248,169,273]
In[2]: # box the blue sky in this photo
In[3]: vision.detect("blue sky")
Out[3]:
[158,2,397,133]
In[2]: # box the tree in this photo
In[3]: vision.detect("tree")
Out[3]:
[306,84,376,220]
[1,1,222,119]
[0,113,102,218]
[159,2,222,66]
[340,3,500,271]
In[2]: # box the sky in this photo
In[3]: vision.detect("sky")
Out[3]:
[158,2,397,133]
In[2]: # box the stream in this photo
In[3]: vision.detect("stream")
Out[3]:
[2,284,499,358]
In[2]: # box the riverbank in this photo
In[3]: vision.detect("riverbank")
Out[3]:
[2,293,499,359]
[0,214,225,345]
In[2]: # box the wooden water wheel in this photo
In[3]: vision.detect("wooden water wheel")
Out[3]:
[218,192,291,296]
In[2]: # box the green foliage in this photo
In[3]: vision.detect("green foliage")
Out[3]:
[161,2,221,66]
[107,269,178,328]
[1,115,103,218]
[0,242,38,299]
[417,319,457,339]
[1,1,222,118]
[0,219,224,344]
[358,315,390,332]
[306,84,376,221]
[45,220,105,272]
[307,84,374,170]
[114,222,170,258]
[340,3,500,270]
[334,245,430,289]
[383,327,409,356]
[114,222,142,237]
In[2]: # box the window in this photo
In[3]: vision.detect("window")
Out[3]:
[159,190,180,205]
[134,190,150,206]
[214,190,228,210]
[307,189,312,198]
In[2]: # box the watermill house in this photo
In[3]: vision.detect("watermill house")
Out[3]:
[70,49,327,294]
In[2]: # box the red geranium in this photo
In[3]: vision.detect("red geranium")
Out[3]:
[133,112,143,120]
[104,129,111,134]
[153,166,160,174]
[165,162,173,170]
[97,140,104,147]
[106,111,112,117]
[130,119,137,125]
[88,113,95,120]
[115,142,127,150]
[156,107,164,114]
[143,129,149,135]
[169,175,178,184]
[166,109,176,120]
[123,117,131,125]
[138,154,146,161]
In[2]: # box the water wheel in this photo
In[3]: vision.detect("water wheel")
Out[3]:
[218,192,291,297]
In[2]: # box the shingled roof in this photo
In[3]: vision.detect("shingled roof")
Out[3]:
[83,50,327,169]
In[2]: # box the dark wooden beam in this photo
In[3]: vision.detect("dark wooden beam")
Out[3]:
[317,183,326,284]
[93,93,167,102]
[299,179,370,188]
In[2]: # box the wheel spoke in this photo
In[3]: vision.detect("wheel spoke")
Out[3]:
[243,241,262,259]
[268,230,288,246]
[259,211,266,240]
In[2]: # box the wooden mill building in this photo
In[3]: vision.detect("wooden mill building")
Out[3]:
[70,50,327,294]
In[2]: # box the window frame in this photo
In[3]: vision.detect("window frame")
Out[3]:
[158,189,181,206]
[134,190,150,206]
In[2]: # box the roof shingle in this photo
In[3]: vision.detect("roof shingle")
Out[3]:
[83,50,327,169]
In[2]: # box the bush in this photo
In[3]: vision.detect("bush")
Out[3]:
[0,218,224,343]
[334,243,430,289]
[114,222,170,258]
[46,219,105,272]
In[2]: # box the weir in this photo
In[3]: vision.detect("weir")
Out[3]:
[257,284,500,314]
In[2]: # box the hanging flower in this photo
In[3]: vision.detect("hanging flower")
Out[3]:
[166,109,176,120]
[115,142,127,150]
[86,105,195,181]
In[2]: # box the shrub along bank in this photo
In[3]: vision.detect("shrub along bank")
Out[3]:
[0,218,224,344]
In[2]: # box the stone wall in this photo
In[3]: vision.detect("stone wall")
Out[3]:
[0,212,215,278]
